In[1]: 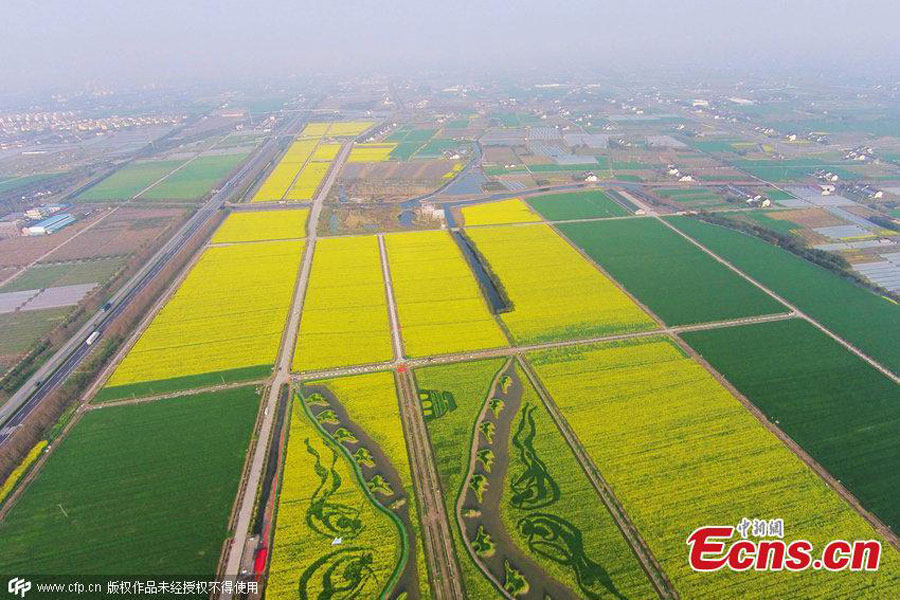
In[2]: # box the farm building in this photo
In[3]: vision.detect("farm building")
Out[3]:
[22,213,75,236]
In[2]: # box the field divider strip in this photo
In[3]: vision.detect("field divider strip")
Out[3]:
[292,312,800,383]
[395,367,464,600]
[84,378,268,410]
[516,355,678,600]
[377,235,406,361]
[658,216,900,384]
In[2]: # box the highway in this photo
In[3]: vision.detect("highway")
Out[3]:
[0,114,304,444]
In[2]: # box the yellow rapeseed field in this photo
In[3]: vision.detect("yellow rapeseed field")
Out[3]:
[318,372,431,599]
[441,162,464,179]
[461,198,542,226]
[285,162,332,201]
[301,121,375,138]
[210,209,308,244]
[105,240,304,387]
[385,230,507,357]
[467,224,656,343]
[310,143,341,161]
[266,397,402,600]
[251,140,318,202]
[299,122,331,138]
[293,236,393,371]
[528,337,900,598]
[327,121,375,137]
[347,143,397,163]
[0,441,46,504]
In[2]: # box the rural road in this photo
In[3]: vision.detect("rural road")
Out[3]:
[293,310,797,383]
[219,139,351,596]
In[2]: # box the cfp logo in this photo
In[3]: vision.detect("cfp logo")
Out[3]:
[7,578,31,598]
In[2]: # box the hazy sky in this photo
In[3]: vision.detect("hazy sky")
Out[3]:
[4,0,900,90]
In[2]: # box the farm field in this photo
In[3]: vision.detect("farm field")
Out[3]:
[654,187,728,207]
[300,122,331,138]
[736,210,803,235]
[682,318,900,532]
[460,199,542,226]
[527,337,900,598]
[285,161,332,201]
[348,144,397,163]
[385,230,507,357]
[0,441,46,504]
[0,173,61,195]
[666,216,900,375]
[415,359,507,599]
[266,393,403,600]
[525,190,631,221]
[322,121,376,137]
[210,208,309,244]
[0,387,260,576]
[293,236,393,371]
[733,158,828,181]
[0,307,69,373]
[310,143,340,161]
[78,160,182,200]
[499,363,656,598]
[0,257,124,293]
[252,140,318,202]
[389,142,425,161]
[25,207,186,265]
[139,153,248,200]
[466,224,656,343]
[311,372,431,599]
[96,240,303,402]
[559,218,785,325]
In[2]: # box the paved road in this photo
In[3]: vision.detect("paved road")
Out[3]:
[0,118,300,442]
[219,140,352,594]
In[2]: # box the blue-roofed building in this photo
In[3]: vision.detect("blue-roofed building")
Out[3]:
[23,213,76,236]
